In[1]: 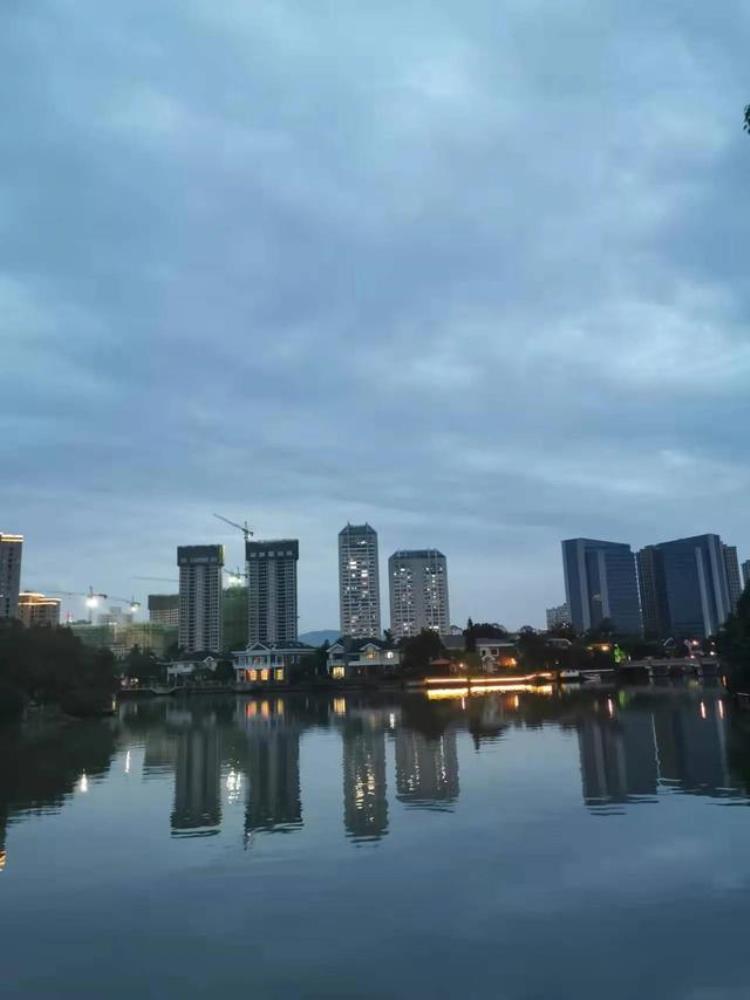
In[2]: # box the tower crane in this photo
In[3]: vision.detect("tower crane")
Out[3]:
[213,514,254,542]
[46,587,140,622]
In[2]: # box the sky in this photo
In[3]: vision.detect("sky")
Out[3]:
[2,0,750,630]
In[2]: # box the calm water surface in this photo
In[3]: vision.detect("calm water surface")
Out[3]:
[3,686,750,999]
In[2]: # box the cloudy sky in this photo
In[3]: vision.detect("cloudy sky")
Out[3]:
[2,1,749,629]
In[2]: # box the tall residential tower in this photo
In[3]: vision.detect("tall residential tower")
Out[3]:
[339,524,381,639]
[0,533,23,620]
[177,545,224,653]
[246,540,299,644]
[389,549,449,639]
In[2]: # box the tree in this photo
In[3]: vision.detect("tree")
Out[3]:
[214,659,235,684]
[401,629,446,675]
[745,104,750,134]
[717,586,750,689]
[383,628,394,644]
[123,645,162,683]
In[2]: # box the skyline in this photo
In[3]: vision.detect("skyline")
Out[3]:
[3,2,750,630]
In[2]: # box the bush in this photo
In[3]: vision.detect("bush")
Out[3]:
[60,689,115,718]
[0,682,26,722]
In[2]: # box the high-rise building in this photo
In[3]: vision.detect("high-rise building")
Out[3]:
[17,592,61,628]
[0,533,23,620]
[743,560,750,591]
[723,545,742,610]
[388,549,449,639]
[177,545,224,653]
[339,524,381,638]
[637,534,732,639]
[562,538,642,635]
[246,540,298,644]
[148,593,179,627]
[545,602,570,630]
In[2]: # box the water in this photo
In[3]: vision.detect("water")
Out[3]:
[2,685,750,998]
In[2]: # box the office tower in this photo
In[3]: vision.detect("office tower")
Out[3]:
[743,560,750,591]
[388,549,449,639]
[177,545,224,653]
[17,592,61,628]
[723,545,742,610]
[640,534,732,639]
[148,593,179,627]
[246,540,298,644]
[545,602,570,630]
[562,538,642,635]
[0,533,23,620]
[636,546,669,638]
[339,523,381,638]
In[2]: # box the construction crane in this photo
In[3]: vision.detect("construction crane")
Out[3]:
[224,566,247,587]
[47,586,108,623]
[213,513,254,542]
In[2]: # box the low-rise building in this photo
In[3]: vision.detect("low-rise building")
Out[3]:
[18,592,61,628]
[233,640,314,686]
[476,638,519,672]
[166,655,219,683]
[327,638,401,680]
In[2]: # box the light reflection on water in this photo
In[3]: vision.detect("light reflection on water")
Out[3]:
[3,686,750,997]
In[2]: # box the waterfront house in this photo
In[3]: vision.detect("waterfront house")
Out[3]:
[166,655,219,682]
[476,639,519,672]
[327,637,401,680]
[232,640,314,685]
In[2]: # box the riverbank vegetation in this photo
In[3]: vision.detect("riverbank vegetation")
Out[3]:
[0,621,118,720]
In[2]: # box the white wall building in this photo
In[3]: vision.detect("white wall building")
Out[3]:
[177,545,224,653]
[0,533,23,620]
[389,549,450,638]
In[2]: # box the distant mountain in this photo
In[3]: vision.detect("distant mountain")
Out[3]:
[299,629,340,647]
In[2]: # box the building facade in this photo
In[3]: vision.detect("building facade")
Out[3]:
[327,638,400,680]
[743,560,750,591]
[388,549,449,639]
[148,593,180,627]
[338,523,381,638]
[638,534,732,639]
[545,603,570,630]
[17,592,61,628]
[177,545,224,653]
[233,640,313,685]
[723,545,742,610]
[562,538,642,635]
[246,540,298,644]
[0,533,23,620]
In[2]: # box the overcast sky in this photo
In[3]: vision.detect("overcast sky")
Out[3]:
[2,1,749,629]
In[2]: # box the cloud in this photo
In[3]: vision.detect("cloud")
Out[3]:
[1,0,750,627]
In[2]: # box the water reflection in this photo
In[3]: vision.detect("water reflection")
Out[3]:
[4,687,750,867]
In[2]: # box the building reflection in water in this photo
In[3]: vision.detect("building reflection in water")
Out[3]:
[341,708,389,842]
[577,693,736,811]
[171,726,222,837]
[395,728,459,811]
[240,699,302,844]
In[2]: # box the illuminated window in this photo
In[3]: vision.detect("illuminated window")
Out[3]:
[274,668,284,682]
[249,669,258,682]
[332,666,345,679]
[260,669,269,682]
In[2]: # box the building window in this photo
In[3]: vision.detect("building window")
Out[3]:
[260,669,269,682]
[332,666,345,680]
[249,669,258,682]
[274,668,284,682]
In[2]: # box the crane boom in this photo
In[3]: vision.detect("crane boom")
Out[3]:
[213,513,255,540]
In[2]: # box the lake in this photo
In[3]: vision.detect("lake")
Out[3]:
[2,685,750,998]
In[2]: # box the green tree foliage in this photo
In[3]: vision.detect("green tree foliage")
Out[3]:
[401,629,446,675]
[745,104,750,134]
[0,620,118,718]
[717,586,750,689]
[293,643,330,682]
[214,659,235,684]
[123,645,162,683]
